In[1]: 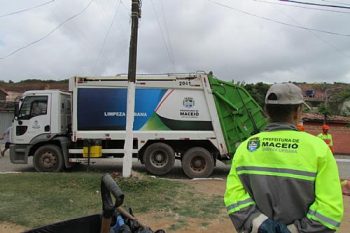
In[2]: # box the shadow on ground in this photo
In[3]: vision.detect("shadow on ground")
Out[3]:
[69,160,231,180]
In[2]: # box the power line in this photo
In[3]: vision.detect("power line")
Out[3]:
[208,0,350,37]
[277,7,350,60]
[150,0,176,71]
[0,0,95,60]
[0,0,56,18]
[279,0,350,10]
[253,0,350,13]
[94,0,122,74]
[260,0,350,61]
[320,0,350,6]
[120,0,131,16]
[160,0,176,71]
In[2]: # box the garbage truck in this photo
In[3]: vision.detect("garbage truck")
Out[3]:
[9,72,267,178]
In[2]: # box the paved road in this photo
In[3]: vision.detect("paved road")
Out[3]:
[0,150,230,179]
[1,150,349,179]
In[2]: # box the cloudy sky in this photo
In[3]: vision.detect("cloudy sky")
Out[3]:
[0,0,349,83]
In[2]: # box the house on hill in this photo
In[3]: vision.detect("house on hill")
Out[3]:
[0,89,7,101]
[6,91,22,102]
[295,83,350,115]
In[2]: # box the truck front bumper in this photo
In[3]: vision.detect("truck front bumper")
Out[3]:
[10,144,30,164]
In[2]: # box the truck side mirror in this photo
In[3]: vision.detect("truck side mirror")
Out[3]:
[14,102,19,117]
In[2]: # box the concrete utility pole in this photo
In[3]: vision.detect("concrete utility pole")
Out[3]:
[123,0,141,177]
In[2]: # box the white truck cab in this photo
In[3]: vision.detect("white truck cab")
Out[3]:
[10,90,71,171]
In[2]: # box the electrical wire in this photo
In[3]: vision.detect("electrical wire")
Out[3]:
[118,0,131,17]
[251,0,350,59]
[0,0,95,60]
[208,0,350,37]
[0,0,56,18]
[150,0,176,71]
[279,0,350,10]
[253,0,350,13]
[160,0,176,71]
[276,7,350,60]
[94,0,122,74]
[320,0,350,6]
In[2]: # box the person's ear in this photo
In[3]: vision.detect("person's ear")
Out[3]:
[293,105,302,123]
[298,105,303,115]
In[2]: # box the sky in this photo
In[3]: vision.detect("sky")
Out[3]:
[0,0,349,84]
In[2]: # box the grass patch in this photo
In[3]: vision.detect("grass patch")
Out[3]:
[0,173,224,229]
[168,219,187,231]
[201,222,210,227]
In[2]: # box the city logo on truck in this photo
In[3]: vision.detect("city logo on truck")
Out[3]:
[32,120,41,129]
[180,97,199,118]
[183,97,195,108]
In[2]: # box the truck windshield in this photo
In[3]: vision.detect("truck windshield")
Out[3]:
[18,96,48,120]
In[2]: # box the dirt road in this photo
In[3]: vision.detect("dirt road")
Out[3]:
[139,179,350,233]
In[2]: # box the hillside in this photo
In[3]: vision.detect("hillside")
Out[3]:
[0,79,68,92]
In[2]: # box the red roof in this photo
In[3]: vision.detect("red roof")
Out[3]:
[302,113,350,124]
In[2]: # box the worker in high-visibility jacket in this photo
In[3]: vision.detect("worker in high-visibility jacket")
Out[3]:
[318,124,334,153]
[224,83,343,233]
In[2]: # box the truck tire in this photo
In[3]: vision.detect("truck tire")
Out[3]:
[182,147,214,178]
[143,143,175,176]
[33,145,64,172]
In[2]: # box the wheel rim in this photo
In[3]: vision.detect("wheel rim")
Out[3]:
[190,156,206,172]
[150,150,168,168]
[39,151,57,169]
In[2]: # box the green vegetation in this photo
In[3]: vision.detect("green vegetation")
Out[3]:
[318,103,332,123]
[168,219,187,231]
[333,88,350,116]
[0,173,224,229]
[335,88,350,103]
[243,82,270,108]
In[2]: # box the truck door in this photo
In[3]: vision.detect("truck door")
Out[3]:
[13,94,51,144]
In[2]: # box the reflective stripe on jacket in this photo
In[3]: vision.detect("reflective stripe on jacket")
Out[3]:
[224,123,343,233]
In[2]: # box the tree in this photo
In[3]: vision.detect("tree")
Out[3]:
[318,103,332,124]
[329,87,350,116]
[333,88,350,103]
[243,82,270,108]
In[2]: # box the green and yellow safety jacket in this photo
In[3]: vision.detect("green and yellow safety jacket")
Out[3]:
[318,133,334,152]
[224,123,343,233]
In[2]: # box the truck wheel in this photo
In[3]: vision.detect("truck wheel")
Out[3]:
[33,145,64,172]
[182,147,214,178]
[143,143,175,176]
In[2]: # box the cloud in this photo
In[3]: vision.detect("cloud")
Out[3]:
[0,0,349,84]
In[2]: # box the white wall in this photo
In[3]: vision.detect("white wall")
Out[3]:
[0,112,14,134]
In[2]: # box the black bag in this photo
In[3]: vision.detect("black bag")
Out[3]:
[124,208,165,233]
